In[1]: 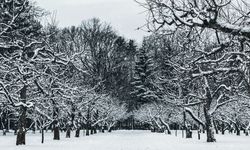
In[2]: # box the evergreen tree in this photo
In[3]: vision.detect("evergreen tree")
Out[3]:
[111,38,137,112]
[130,42,157,109]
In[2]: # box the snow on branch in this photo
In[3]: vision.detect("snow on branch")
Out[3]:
[0,81,16,106]
[0,0,28,36]
[185,107,205,127]
[192,67,240,78]
[35,107,53,121]
[14,102,34,108]
[183,101,204,107]
[212,84,232,98]
[34,80,49,96]
[143,0,250,39]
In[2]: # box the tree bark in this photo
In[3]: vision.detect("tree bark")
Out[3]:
[66,128,71,138]
[86,107,91,136]
[53,120,60,140]
[204,106,216,142]
[75,128,80,137]
[236,128,240,136]
[203,82,216,142]
[93,127,97,134]
[186,126,192,138]
[245,129,249,136]
[213,120,219,134]
[221,123,225,135]
[16,85,27,145]
[52,100,60,140]
[108,126,112,132]
[159,118,171,135]
[101,126,105,133]
[90,127,94,134]
[235,122,241,136]
[86,128,90,136]
[41,128,44,144]
[16,107,26,145]
[198,130,201,140]
[2,112,7,136]
[3,129,6,136]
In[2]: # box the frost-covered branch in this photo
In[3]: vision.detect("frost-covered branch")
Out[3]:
[185,107,205,128]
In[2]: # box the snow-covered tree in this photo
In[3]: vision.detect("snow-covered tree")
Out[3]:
[140,0,250,38]
[0,0,45,145]
[139,0,250,142]
[134,102,181,133]
[0,0,72,145]
[131,42,158,108]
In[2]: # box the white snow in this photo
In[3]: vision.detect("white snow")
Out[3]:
[218,22,250,33]
[0,130,250,150]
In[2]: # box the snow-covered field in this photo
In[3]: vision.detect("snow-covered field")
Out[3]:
[0,130,250,150]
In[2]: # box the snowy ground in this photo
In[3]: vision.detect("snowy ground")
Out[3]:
[0,130,250,150]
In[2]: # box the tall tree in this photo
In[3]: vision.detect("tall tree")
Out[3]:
[131,41,157,109]
[0,0,68,145]
[140,0,250,142]
[0,0,44,145]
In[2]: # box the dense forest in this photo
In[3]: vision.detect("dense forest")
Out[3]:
[0,0,250,146]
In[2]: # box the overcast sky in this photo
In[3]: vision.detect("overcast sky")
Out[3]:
[34,0,149,43]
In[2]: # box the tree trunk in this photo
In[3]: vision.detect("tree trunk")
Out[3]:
[235,123,241,136]
[16,108,26,145]
[86,107,90,136]
[228,124,233,134]
[52,100,60,140]
[90,128,94,134]
[41,128,44,144]
[206,122,216,142]
[198,130,201,140]
[16,86,27,145]
[236,128,240,136]
[202,128,206,133]
[94,128,97,134]
[213,120,219,134]
[108,126,112,132]
[101,126,105,133]
[151,126,156,132]
[222,129,225,135]
[159,118,171,135]
[245,129,249,136]
[221,123,225,135]
[14,129,17,135]
[204,107,216,142]
[2,115,7,136]
[3,129,6,136]
[86,129,90,136]
[53,121,60,140]
[186,126,192,138]
[167,129,171,134]
[75,128,80,137]
[66,128,71,138]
